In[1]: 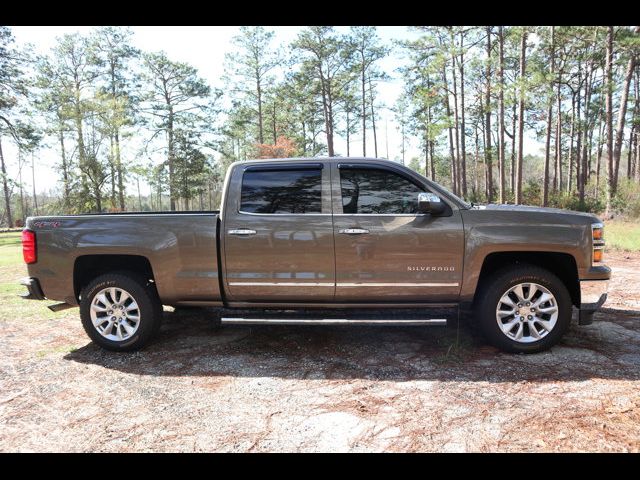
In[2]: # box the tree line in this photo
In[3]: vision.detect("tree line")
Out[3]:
[1,26,639,226]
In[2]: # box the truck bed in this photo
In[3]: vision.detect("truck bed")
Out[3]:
[25,212,222,306]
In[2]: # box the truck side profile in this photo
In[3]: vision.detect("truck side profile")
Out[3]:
[20,157,611,353]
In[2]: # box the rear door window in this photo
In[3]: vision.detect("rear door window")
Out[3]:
[240,168,323,214]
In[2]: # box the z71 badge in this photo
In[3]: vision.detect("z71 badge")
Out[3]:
[33,221,62,228]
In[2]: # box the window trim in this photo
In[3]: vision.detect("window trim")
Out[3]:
[337,163,434,216]
[244,162,324,172]
[238,165,327,216]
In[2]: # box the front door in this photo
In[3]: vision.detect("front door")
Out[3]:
[223,162,335,302]
[331,163,464,303]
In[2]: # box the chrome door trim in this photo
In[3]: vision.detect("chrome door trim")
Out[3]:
[228,281,459,287]
[228,281,334,287]
[337,282,460,287]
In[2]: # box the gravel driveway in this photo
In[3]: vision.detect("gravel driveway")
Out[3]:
[1,251,638,452]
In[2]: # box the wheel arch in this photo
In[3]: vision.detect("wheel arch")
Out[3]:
[472,251,580,309]
[73,254,156,302]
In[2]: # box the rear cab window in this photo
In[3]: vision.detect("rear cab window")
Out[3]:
[240,167,323,214]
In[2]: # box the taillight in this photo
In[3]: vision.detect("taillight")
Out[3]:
[591,222,604,265]
[22,229,37,264]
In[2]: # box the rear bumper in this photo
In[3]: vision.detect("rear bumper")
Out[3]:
[578,279,608,325]
[19,277,46,301]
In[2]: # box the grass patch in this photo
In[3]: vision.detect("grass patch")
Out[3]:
[0,237,69,322]
[0,232,21,247]
[605,219,640,252]
[0,232,23,267]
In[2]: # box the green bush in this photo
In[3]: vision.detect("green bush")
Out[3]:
[611,178,640,218]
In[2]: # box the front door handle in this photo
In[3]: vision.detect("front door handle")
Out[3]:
[229,229,257,236]
[339,228,370,235]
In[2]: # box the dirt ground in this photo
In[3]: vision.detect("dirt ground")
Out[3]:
[0,251,638,452]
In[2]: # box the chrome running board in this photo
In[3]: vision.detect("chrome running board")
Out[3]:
[221,318,447,326]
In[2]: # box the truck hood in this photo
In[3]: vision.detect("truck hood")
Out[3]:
[467,203,601,226]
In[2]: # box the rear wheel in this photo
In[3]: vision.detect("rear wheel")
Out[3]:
[476,265,572,353]
[80,272,162,351]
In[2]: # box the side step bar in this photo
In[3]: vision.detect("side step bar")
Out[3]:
[221,318,447,326]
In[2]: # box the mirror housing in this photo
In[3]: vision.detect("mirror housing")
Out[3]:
[418,192,445,215]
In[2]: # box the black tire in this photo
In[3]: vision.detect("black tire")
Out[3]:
[475,264,572,353]
[80,272,162,352]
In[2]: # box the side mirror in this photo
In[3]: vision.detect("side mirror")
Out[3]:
[418,192,445,215]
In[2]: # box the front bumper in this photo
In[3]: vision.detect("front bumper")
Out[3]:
[578,279,608,325]
[19,277,46,301]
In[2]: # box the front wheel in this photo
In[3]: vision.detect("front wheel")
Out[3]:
[80,272,162,351]
[476,265,573,353]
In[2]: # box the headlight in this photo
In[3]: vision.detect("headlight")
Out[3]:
[591,222,604,265]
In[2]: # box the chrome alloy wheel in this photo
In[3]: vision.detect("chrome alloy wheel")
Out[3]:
[90,287,141,341]
[495,282,559,343]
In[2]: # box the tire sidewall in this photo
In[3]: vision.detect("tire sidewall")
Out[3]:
[478,266,572,353]
[80,273,160,351]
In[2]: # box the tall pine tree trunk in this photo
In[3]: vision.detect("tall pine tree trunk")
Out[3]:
[443,66,458,194]
[167,109,176,211]
[612,50,637,193]
[31,152,38,216]
[567,93,575,193]
[485,26,493,202]
[115,130,125,210]
[580,64,594,204]
[576,67,584,203]
[346,109,351,157]
[429,141,436,181]
[555,72,563,192]
[475,122,480,198]
[110,135,117,208]
[369,76,378,157]
[515,30,527,204]
[451,52,461,195]
[459,31,468,198]
[361,59,367,156]
[319,75,335,157]
[543,26,555,207]
[18,151,24,221]
[605,26,614,213]
[58,121,70,211]
[511,102,516,196]
[257,76,264,144]
[0,137,12,227]
[498,26,506,204]
[73,81,90,209]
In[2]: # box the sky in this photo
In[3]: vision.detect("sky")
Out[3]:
[6,25,544,197]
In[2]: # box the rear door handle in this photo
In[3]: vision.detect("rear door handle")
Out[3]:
[228,229,257,236]
[339,228,370,235]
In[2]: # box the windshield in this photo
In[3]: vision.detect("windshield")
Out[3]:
[440,186,472,209]
[421,177,472,209]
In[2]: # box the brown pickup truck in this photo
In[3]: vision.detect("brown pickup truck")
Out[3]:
[19,157,610,353]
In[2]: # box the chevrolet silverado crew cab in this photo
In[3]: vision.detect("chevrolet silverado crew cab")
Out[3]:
[19,157,610,353]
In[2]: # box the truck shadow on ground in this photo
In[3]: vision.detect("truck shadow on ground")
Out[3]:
[64,307,640,383]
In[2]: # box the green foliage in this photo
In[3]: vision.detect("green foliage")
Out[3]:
[611,178,640,218]
[2,26,640,223]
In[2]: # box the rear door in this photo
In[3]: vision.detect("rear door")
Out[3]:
[222,162,335,302]
[331,162,464,302]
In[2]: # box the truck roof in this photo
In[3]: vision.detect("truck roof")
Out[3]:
[232,157,403,166]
